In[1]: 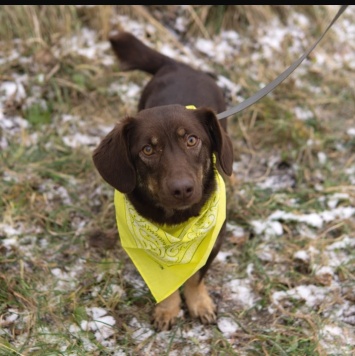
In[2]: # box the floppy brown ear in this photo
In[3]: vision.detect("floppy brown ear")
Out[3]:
[195,108,234,176]
[92,117,136,193]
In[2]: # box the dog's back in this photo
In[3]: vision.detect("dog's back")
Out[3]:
[109,32,226,120]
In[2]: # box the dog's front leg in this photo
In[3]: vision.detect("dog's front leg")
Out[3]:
[153,290,181,331]
[183,272,216,324]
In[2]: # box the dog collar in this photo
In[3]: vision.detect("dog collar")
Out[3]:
[114,167,226,303]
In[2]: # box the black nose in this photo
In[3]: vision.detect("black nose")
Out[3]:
[169,178,194,200]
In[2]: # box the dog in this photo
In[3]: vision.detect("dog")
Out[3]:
[92,32,233,331]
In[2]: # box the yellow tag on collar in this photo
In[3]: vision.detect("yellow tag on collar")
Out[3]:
[185,105,196,110]
[114,170,226,303]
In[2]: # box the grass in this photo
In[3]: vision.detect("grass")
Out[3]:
[1,4,355,356]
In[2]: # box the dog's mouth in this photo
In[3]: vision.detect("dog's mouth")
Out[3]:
[174,204,195,211]
[155,200,199,219]
[156,195,201,212]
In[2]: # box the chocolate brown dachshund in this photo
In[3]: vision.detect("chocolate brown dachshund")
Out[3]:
[93,32,233,331]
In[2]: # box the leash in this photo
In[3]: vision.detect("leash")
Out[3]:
[217,5,349,120]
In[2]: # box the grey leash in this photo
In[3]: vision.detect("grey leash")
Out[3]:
[217,5,349,120]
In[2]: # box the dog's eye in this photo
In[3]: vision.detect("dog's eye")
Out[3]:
[186,135,199,147]
[142,145,154,156]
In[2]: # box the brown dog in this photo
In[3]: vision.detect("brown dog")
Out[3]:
[93,32,233,331]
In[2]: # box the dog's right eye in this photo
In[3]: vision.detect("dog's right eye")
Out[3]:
[142,145,154,156]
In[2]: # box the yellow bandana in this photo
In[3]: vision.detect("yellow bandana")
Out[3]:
[114,169,226,303]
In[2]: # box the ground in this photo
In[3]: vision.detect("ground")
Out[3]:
[0,5,354,356]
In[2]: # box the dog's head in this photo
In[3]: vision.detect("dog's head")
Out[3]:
[93,105,233,218]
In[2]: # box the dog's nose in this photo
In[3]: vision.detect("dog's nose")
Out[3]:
[169,179,194,200]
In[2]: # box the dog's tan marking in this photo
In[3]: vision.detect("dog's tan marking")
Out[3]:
[177,127,186,137]
[153,290,182,331]
[151,136,158,145]
[147,176,159,196]
[197,165,204,182]
[183,272,216,324]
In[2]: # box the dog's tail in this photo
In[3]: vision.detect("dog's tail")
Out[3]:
[109,32,174,75]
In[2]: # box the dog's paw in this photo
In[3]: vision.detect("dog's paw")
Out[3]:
[152,291,182,331]
[186,293,217,324]
[152,305,181,331]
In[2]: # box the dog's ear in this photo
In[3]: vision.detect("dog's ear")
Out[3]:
[194,108,234,176]
[92,117,136,193]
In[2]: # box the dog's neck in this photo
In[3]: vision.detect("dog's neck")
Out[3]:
[126,168,216,226]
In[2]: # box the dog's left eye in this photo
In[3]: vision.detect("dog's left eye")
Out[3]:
[142,145,154,156]
[186,134,199,147]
